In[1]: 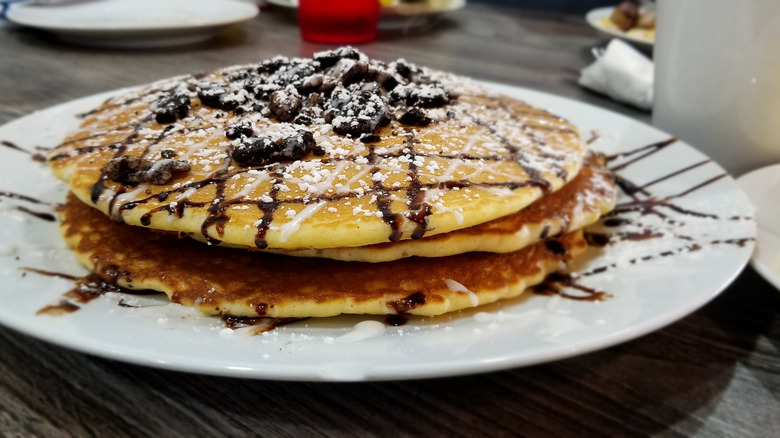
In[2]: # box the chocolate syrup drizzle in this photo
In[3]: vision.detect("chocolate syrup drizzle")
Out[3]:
[1,140,47,162]
[5,135,755,328]
[32,137,756,322]
[221,315,305,335]
[534,137,754,299]
[0,142,61,221]
[0,191,59,222]
[23,267,162,317]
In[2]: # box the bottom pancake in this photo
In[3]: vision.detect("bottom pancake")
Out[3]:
[58,193,589,318]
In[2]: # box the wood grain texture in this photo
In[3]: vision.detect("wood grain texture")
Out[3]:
[1,3,779,437]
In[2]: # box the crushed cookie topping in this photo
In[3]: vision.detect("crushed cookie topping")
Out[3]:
[152,47,453,166]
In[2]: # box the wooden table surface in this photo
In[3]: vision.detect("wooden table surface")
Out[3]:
[1,3,778,437]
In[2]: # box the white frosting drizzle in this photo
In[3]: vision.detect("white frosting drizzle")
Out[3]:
[279,200,327,242]
[331,320,387,343]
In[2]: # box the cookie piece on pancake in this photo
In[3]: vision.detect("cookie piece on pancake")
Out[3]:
[48,48,588,251]
[59,192,588,318]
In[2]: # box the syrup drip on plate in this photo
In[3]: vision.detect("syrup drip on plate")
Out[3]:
[0,191,60,222]
[23,267,305,332]
[221,315,305,335]
[533,273,610,301]
[23,268,156,315]
[562,137,754,283]
[1,140,47,162]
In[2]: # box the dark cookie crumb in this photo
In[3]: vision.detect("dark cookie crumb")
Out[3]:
[329,90,392,137]
[314,47,362,68]
[232,129,316,167]
[269,89,303,122]
[293,113,313,125]
[341,60,370,86]
[392,59,414,78]
[198,86,245,112]
[154,93,190,124]
[312,145,327,156]
[297,74,324,94]
[359,133,381,143]
[104,156,190,186]
[399,107,432,126]
[409,85,449,108]
[226,118,254,139]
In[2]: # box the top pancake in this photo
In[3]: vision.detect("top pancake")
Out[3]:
[47,48,588,250]
[268,152,616,262]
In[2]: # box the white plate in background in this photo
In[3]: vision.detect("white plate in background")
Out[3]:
[268,0,465,30]
[6,0,259,48]
[267,0,465,16]
[737,164,780,290]
[0,83,754,381]
[586,6,654,48]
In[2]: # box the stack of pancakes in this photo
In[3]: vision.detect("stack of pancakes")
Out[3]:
[48,48,616,318]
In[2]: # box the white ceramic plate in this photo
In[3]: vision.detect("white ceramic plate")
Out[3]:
[586,6,654,48]
[268,0,465,31]
[0,83,755,381]
[5,0,259,48]
[267,0,465,16]
[737,164,780,291]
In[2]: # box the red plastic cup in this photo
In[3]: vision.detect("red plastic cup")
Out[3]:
[299,0,380,44]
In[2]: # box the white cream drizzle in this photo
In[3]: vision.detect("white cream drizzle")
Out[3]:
[331,320,386,343]
[278,200,327,242]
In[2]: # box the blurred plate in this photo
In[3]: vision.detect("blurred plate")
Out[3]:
[267,0,465,17]
[586,6,654,48]
[737,164,780,291]
[6,0,259,48]
[269,0,465,31]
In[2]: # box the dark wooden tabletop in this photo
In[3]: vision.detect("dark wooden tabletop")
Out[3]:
[1,3,778,437]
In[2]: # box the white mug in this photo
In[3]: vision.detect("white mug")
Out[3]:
[653,0,780,176]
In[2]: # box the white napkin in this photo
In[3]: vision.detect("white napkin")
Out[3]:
[579,39,654,111]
